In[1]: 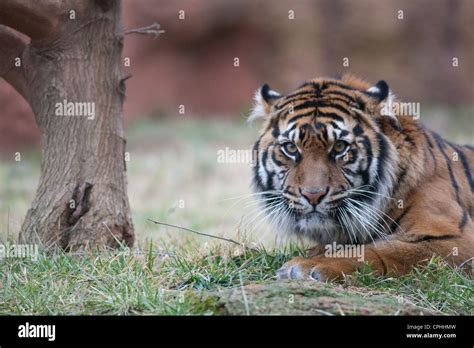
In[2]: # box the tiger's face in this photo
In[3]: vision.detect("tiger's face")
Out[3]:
[250,75,399,245]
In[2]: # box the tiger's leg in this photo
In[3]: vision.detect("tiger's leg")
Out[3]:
[277,236,472,281]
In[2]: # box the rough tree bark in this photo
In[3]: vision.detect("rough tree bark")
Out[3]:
[0,0,135,249]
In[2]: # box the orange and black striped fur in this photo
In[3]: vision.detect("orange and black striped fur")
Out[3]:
[249,74,474,281]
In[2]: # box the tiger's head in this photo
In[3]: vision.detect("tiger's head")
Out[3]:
[249,74,400,245]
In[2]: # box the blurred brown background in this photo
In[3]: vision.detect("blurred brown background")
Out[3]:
[0,0,473,153]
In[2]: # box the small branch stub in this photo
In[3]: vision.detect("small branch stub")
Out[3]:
[124,22,164,38]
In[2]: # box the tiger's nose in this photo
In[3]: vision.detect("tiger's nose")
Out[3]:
[301,187,329,206]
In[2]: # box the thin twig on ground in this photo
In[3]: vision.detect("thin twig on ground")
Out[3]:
[147,219,245,247]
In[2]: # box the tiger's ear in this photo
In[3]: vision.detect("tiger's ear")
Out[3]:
[365,80,399,120]
[248,84,282,123]
[365,80,390,102]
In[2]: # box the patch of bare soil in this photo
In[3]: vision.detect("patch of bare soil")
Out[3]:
[210,281,437,315]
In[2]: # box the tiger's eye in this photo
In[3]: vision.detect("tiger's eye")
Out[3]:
[284,142,298,154]
[333,140,348,153]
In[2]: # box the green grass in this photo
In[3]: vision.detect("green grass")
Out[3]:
[346,257,474,315]
[0,241,303,315]
[0,241,471,315]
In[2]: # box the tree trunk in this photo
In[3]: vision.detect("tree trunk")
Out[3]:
[0,0,134,249]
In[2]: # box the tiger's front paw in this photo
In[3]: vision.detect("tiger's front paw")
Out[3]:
[276,257,329,282]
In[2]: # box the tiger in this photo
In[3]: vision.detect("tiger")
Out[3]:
[249,74,474,281]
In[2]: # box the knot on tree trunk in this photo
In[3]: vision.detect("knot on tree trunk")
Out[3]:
[68,182,93,226]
